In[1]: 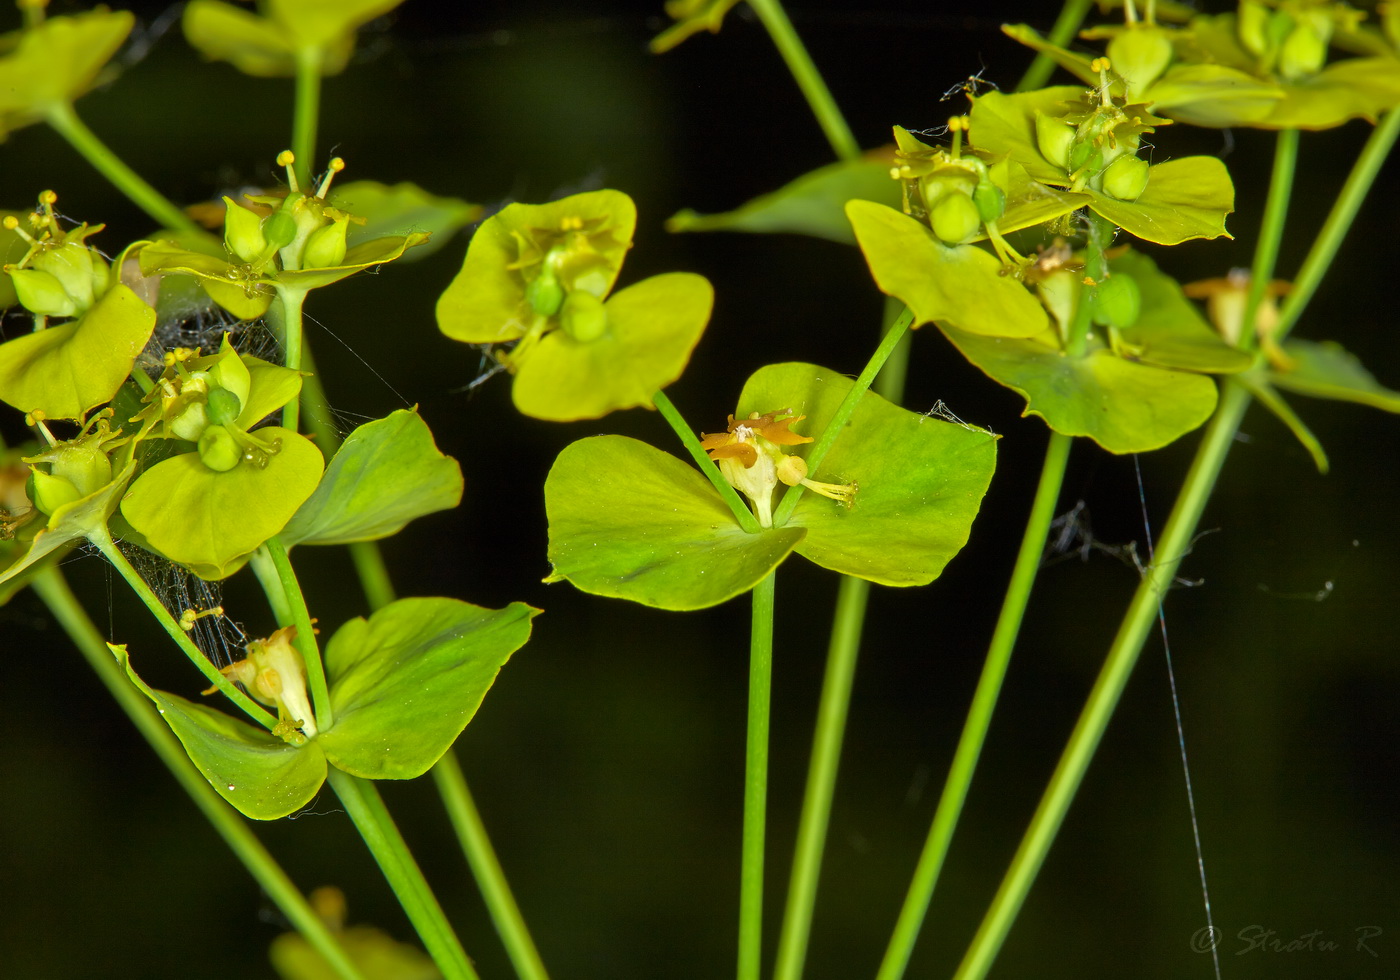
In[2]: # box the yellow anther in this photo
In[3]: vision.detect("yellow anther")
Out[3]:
[39,190,57,206]
[560,215,585,231]
[1091,57,1112,73]
[314,157,346,199]
[2,216,17,230]
[276,150,296,167]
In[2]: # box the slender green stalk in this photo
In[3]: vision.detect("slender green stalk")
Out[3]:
[264,535,333,733]
[1276,108,1400,342]
[297,340,341,450]
[269,289,308,433]
[738,571,777,980]
[290,339,547,976]
[877,430,1072,980]
[350,541,398,611]
[771,573,868,980]
[773,307,913,527]
[953,386,1248,980]
[653,389,762,533]
[1066,213,1110,358]
[248,546,295,626]
[1015,0,1096,93]
[328,769,479,980]
[433,752,551,980]
[952,104,1400,980]
[292,47,324,186]
[1241,128,1299,342]
[771,297,910,979]
[746,0,860,161]
[31,568,368,980]
[90,526,276,729]
[43,101,202,237]
[873,303,913,402]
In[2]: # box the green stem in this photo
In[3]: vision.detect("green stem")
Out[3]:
[90,526,276,729]
[31,568,368,980]
[773,307,913,527]
[877,430,1072,980]
[351,541,398,611]
[43,101,202,237]
[292,46,323,187]
[1276,107,1400,342]
[327,769,479,980]
[952,387,1248,980]
[1241,128,1299,344]
[746,0,860,161]
[771,296,910,979]
[873,304,913,403]
[269,289,308,433]
[771,573,867,980]
[1067,213,1109,359]
[297,340,339,449]
[433,752,552,980]
[248,546,295,625]
[653,389,763,533]
[263,536,333,733]
[738,571,777,980]
[1016,0,1096,93]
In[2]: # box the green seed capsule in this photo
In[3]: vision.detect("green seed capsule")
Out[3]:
[262,209,298,251]
[525,267,565,317]
[222,197,267,264]
[7,267,77,318]
[972,181,1006,224]
[198,425,242,472]
[1091,273,1142,329]
[28,468,82,516]
[1101,155,1151,202]
[930,193,982,245]
[206,386,243,428]
[1035,113,1075,170]
[303,218,349,269]
[559,289,609,342]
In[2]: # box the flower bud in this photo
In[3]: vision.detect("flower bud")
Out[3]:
[930,192,982,245]
[206,386,243,428]
[559,289,608,342]
[302,216,349,269]
[27,468,82,516]
[1107,27,1174,100]
[223,198,267,264]
[1238,0,1272,57]
[1101,155,1151,201]
[1035,113,1075,170]
[6,267,77,317]
[1091,273,1142,329]
[198,425,243,472]
[1278,15,1331,80]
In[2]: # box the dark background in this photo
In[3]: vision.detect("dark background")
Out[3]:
[2,2,1397,978]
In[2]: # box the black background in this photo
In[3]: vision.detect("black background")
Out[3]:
[2,2,1398,978]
